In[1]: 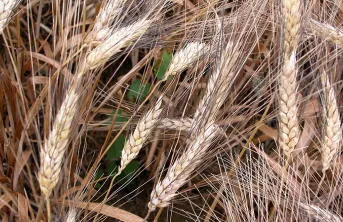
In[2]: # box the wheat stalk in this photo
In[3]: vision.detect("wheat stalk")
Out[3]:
[0,0,19,33]
[118,97,163,174]
[164,42,207,80]
[321,73,342,172]
[148,124,216,210]
[308,19,343,49]
[279,0,301,158]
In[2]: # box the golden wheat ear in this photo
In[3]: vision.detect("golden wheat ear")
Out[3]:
[320,73,342,172]
[279,0,302,158]
[0,0,20,33]
[308,19,343,49]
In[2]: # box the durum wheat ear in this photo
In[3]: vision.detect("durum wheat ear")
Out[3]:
[279,0,301,158]
[0,0,19,33]
[164,42,207,80]
[309,19,343,49]
[321,74,342,172]
[148,125,216,210]
[118,98,163,174]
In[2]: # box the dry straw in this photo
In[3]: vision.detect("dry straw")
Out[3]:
[321,73,342,172]
[279,0,301,158]
[0,0,19,33]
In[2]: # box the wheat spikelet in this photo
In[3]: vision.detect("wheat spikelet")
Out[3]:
[164,42,207,80]
[321,74,342,172]
[89,0,126,41]
[148,124,216,210]
[85,19,151,71]
[279,0,301,158]
[309,19,343,49]
[0,0,19,33]
[118,98,163,174]
[38,89,78,196]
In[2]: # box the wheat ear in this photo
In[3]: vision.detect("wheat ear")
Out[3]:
[38,89,78,196]
[85,19,151,71]
[163,42,207,80]
[148,124,216,210]
[321,74,342,172]
[118,97,163,174]
[298,203,342,222]
[88,0,126,41]
[148,44,233,210]
[157,118,193,131]
[193,43,237,123]
[0,0,19,33]
[279,0,301,158]
[308,19,343,49]
[38,20,152,197]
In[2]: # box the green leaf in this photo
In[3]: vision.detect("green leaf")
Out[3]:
[127,79,151,101]
[106,161,118,176]
[105,109,128,125]
[105,134,126,160]
[123,160,139,176]
[154,52,173,80]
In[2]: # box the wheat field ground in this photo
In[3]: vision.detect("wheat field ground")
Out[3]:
[0,0,343,221]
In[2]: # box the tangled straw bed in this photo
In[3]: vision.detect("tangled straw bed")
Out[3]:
[1,0,343,221]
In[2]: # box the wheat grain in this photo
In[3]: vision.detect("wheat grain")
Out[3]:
[164,42,207,80]
[38,89,78,196]
[0,0,19,33]
[279,0,301,158]
[308,19,343,49]
[118,97,163,174]
[148,124,216,210]
[321,74,342,172]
